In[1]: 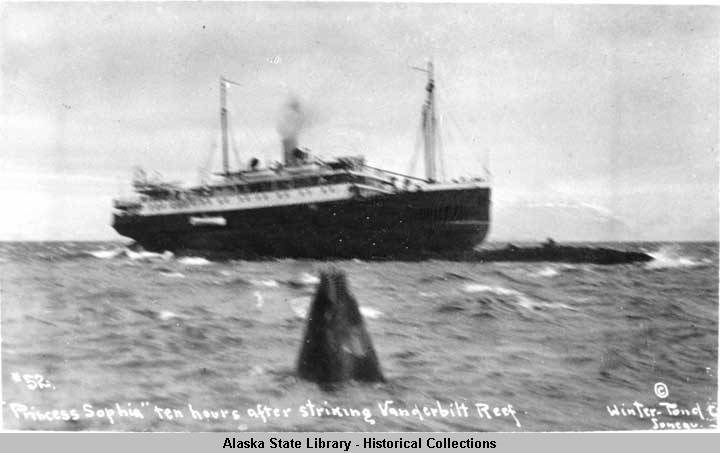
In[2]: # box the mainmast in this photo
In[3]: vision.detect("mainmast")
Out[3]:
[413,61,438,182]
[422,61,437,182]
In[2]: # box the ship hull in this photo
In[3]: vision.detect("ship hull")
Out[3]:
[113,187,490,259]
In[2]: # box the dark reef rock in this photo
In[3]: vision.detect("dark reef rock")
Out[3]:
[470,239,653,265]
[297,268,384,384]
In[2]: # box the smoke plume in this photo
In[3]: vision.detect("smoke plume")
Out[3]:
[276,95,305,140]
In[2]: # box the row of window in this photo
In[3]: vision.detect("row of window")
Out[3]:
[143,185,342,211]
[144,173,392,201]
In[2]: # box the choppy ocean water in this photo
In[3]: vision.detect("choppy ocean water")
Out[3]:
[1,241,717,431]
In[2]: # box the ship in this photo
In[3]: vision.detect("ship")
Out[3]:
[112,63,491,259]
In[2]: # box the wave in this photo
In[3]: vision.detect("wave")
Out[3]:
[287,272,320,288]
[86,247,174,262]
[288,297,309,319]
[487,269,529,285]
[126,249,174,261]
[158,310,185,321]
[253,291,265,308]
[462,283,521,297]
[419,272,474,283]
[533,266,560,278]
[250,279,279,288]
[178,256,211,266]
[225,277,250,286]
[359,306,383,319]
[645,245,708,269]
[86,248,125,259]
[159,271,185,278]
[131,308,186,321]
[461,283,573,311]
[436,302,467,313]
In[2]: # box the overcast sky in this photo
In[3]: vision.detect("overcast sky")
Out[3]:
[1,2,717,241]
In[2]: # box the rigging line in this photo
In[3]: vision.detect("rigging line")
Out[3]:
[447,111,476,149]
[446,111,462,139]
[363,165,429,182]
[221,77,243,87]
[226,111,244,169]
[446,113,473,178]
[444,112,467,155]
[447,111,491,180]
[232,104,264,152]
[199,139,217,184]
[437,114,446,181]
[223,83,265,163]
[232,139,244,169]
[484,149,492,181]
[407,118,424,177]
[446,111,463,153]
[229,131,243,171]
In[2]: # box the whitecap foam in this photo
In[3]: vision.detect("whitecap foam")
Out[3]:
[288,297,310,319]
[253,291,265,308]
[158,310,184,321]
[178,256,211,266]
[461,283,569,311]
[127,250,156,260]
[645,246,704,269]
[288,272,320,287]
[87,248,124,259]
[462,284,520,296]
[250,279,279,288]
[159,271,185,278]
[534,266,559,278]
[125,250,142,260]
[360,306,383,319]
[125,249,173,261]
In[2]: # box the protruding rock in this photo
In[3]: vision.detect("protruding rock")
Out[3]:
[297,268,384,384]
